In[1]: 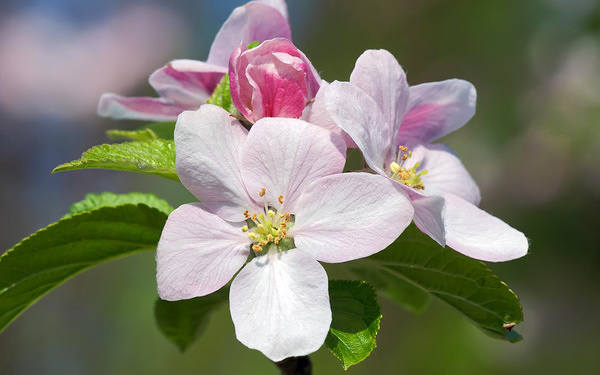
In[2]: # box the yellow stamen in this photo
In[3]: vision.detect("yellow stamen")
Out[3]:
[241,225,248,232]
[252,244,263,252]
[259,188,266,197]
[278,195,284,204]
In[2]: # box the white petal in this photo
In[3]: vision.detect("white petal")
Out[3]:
[326,81,391,173]
[293,173,414,263]
[398,79,476,143]
[443,194,528,262]
[302,81,357,148]
[175,104,259,221]
[156,203,250,301]
[350,49,409,140]
[230,249,331,361]
[241,118,346,211]
[407,143,481,205]
[411,195,446,246]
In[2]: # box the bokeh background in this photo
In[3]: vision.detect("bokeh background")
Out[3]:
[1,0,599,373]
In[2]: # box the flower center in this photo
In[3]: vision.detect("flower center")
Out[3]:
[241,191,295,254]
[388,145,428,190]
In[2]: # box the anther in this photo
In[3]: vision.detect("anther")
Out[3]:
[259,188,266,197]
[268,210,275,218]
[252,244,263,252]
[278,195,284,204]
[241,225,248,232]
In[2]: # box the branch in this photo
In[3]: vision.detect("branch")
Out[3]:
[275,356,312,375]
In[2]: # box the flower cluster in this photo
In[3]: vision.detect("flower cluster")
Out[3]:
[99,0,528,362]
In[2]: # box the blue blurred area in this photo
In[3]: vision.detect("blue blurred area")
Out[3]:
[0,0,599,374]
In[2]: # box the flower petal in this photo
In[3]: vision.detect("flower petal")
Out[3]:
[257,0,289,19]
[97,93,183,121]
[241,118,346,211]
[293,173,414,263]
[350,49,409,142]
[398,79,476,143]
[407,143,481,205]
[229,248,331,361]
[326,81,391,173]
[149,60,227,107]
[411,195,446,246]
[207,2,291,67]
[302,81,357,148]
[156,203,250,301]
[443,193,528,262]
[175,104,259,221]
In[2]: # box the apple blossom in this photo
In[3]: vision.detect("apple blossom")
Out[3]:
[325,49,528,262]
[97,0,291,121]
[229,38,321,123]
[156,104,414,361]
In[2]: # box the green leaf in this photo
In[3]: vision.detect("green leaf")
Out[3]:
[206,74,237,114]
[350,265,431,314]
[154,288,228,352]
[349,225,523,342]
[107,122,175,141]
[326,280,382,370]
[0,193,170,333]
[67,192,173,217]
[52,139,178,181]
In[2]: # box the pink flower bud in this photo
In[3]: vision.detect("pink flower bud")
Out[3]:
[229,38,321,122]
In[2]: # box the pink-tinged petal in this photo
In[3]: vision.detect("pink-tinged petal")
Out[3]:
[443,194,528,262]
[398,79,476,143]
[230,248,331,361]
[175,104,259,221]
[326,81,391,173]
[293,173,414,263]
[411,195,446,246]
[246,53,307,121]
[208,2,291,67]
[241,118,346,211]
[256,0,289,19]
[406,143,481,205]
[229,38,320,122]
[156,203,250,301]
[97,93,183,121]
[350,49,409,143]
[149,60,227,107]
[302,81,357,148]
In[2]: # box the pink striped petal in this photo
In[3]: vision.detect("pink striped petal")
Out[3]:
[398,79,476,143]
[256,0,289,19]
[208,2,291,67]
[350,49,409,143]
[149,60,227,107]
[97,93,183,121]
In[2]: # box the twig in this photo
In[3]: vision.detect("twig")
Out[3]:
[274,356,312,375]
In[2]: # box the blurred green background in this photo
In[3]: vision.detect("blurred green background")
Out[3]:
[1,0,599,373]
